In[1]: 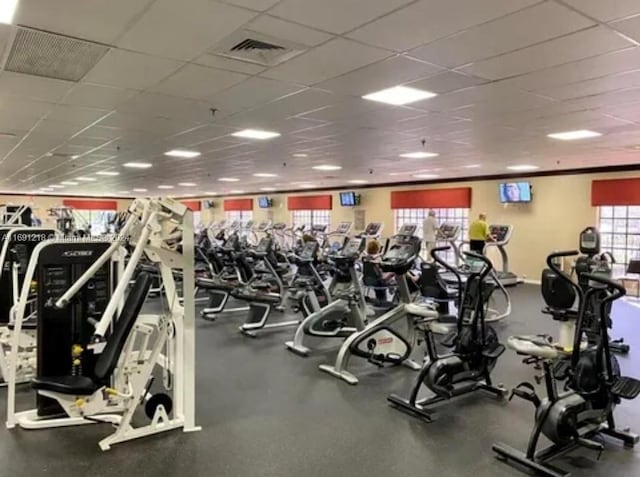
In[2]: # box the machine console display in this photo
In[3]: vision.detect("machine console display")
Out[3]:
[489,225,512,244]
[438,223,460,240]
[335,222,353,234]
[398,224,417,237]
[272,223,287,231]
[362,222,382,237]
[255,237,273,254]
[311,224,328,233]
[299,241,319,260]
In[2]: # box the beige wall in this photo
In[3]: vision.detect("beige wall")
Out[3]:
[199,169,640,282]
[0,195,131,229]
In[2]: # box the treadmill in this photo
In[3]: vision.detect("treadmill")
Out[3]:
[486,224,521,287]
[436,223,462,266]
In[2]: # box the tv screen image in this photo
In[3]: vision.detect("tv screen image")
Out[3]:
[340,192,356,207]
[499,182,531,203]
[258,197,270,208]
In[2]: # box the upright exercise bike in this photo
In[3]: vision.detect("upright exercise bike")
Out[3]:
[388,247,507,420]
[493,250,640,477]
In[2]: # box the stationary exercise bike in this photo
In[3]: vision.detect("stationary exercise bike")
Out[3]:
[493,250,640,477]
[388,247,507,420]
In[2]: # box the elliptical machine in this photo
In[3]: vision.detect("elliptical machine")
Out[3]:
[493,250,640,477]
[575,226,629,354]
[388,247,507,420]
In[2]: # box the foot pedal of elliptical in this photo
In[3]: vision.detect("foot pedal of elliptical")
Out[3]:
[611,376,640,400]
[482,343,505,360]
[440,332,457,348]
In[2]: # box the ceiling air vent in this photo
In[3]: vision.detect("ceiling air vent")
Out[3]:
[4,27,109,82]
[210,30,306,67]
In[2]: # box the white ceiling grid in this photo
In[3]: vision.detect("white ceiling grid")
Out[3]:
[0,0,638,196]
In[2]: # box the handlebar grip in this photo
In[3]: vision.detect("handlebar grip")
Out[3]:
[431,246,451,253]
[582,273,626,295]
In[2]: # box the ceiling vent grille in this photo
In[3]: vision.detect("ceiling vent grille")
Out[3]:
[5,27,109,82]
[210,30,306,67]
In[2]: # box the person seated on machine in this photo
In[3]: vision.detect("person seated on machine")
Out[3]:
[363,240,396,302]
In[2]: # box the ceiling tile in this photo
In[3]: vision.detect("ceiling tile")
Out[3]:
[316,55,443,96]
[208,77,305,115]
[460,26,633,80]
[221,0,280,10]
[269,0,414,35]
[611,15,640,43]
[15,0,151,44]
[347,0,538,51]
[193,54,267,74]
[407,71,489,94]
[98,112,199,136]
[83,49,183,90]
[538,69,640,100]
[408,2,594,68]
[0,72,74,102]
[563,0,640,22]
[62,84,138,109]
[45,105,112,126]
[151,64,249,101]
[246,15,334,47]
[261,38,390,85]
[117,0,258,60]
[118,92,216,123]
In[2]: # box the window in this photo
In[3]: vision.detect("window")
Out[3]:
[73,209,116,236]
[226,210,253,226]
[598,206,640,276]
[394,208,469,262]
[291,210,331,230]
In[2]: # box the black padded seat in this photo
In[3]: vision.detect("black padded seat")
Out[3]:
[231,289,281,304]
[31,273,152,396]
[31,375,97,395]
[195,277,236,291]
[139,263,158,274]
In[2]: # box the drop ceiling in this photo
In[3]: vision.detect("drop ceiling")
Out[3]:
[1,0,640,198]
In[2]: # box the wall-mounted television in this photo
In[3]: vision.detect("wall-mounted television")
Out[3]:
[339,191,358,207]
[499,182,532,203]
[258,196,272,208]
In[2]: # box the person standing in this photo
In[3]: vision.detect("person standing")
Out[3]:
[423,210,439,260]
[468,213,493,255]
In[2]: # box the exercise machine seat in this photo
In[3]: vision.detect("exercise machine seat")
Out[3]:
[195,277,235,291]
[231,288,281,304]
[139,263,157,274]
[31,273,152,396]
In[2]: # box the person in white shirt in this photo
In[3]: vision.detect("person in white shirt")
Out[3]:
[423,210,439,261]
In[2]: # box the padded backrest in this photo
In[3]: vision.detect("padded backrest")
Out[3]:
[94,272,152,382]
[541,268,576,310]
[627,259,640,274]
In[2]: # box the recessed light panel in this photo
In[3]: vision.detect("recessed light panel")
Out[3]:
[124,162,152,169]
[232,129,281,140]
[507,165,539,171]
[219,177,239,182]
[547,130,602,140]
[363,86,437,106]
[312,165,342,171]
[399,152,439,159]
[164,149,201,158]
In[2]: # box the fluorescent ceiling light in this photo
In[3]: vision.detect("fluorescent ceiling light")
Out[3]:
[124,162,152,169]
[76,177,96,182]
[292,153,308,158]
[348,179,368,184]
[363,86,437,106]
[117,191,129,194]
[507,165,539,171]
[399,152,439,159]
[71,155,80,160]
[464,164,481,169]
[260,187,276,191]
[253,173,278,178]
[0,0,17,24]
[49,185,65,189]
[413,174,439,179]
[547,130,602,141]
[164,149,201,158]
[232,129,281,140]
[204,191,217,195]
[178,182,197,186]
[60,181,79,186]
[182,193,196,197]
[299,184,316,188]
[133,188,148,192]
[219,177,239,182]
[158,185,174,189]
[312,165,342,171]
[96,171,120,176]
[230,190,245,194]
[40,188,54,192]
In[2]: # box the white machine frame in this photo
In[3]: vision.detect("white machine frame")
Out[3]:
[5,197,200,450]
